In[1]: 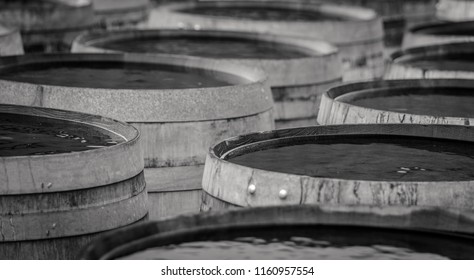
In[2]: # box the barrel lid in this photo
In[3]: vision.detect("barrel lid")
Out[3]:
[0,53,273,122]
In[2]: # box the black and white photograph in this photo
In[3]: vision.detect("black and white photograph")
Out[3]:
[0,0,473,277]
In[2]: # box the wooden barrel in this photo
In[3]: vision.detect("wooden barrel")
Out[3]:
[0,53,274,220]
[281,0,437,54]
[0,0,96,53]
[72,29,342,129]
[437,0,474,22]
[0,103,146,260]
[201,124,474,211]
[403,21,474,48]
[92,0,150,27]
[0,26,23,56]
[147,1,384,81]
[317,79,474,126]
[386,42,474,80]
[81,205,474,259]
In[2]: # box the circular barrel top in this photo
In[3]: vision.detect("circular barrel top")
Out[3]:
[0,103,142,195]
[318,79,474,125]
[0,0,96,31]
[72,29,341,87]
[80,204,474,259]
[388,42,474,79]
[0,53,272,122]
[148,1,383,45]
[404,21,474,48]
[203,123,474,208]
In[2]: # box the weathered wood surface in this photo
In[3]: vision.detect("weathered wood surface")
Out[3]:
[0,104,147,259]
[92,0,150,27]
[72,29,342,129]
[318,79,474,126]
[147,1,384,81]
[386,42,474,81]
[0,26,23,56]
[0,53,274,220]
[0,0,96,52]
[81,204,474,259]
[437,0,474,21]
[202,124,474,210]
[403,21,474,48]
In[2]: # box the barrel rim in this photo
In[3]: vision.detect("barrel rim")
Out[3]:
[72,28,339,60]
[0,103,139,159]
[408,20,474,34]
[158,1,379,22]
[390,41,474,63]
[208,122,474,184]
[149,1,385,43]
[80,204,474,259]
[0,53,273,122]
[0,103,144,195]
[71,28,342,87]
[323,79,474,124]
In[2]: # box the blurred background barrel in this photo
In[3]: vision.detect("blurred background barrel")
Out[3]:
[318,79,474,126]
[81,205,474,259]
[0,104,146,260]
[92,0,150,27]
[387,42,474,80]
[404,21,474,48]
[202,124,474,211]
[147,1,384,81]
[72,29,342,128]
[0,0,96,53]
[0,25,23,55]
[0,53,274,220]
[437,0,474,21]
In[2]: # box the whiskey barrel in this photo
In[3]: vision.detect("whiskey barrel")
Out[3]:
[283,0,437,55]
[0,53,274,220]
[0,0,96,53]
[0,104,146,259]
[386,42,474,80]
[437,0,474,21]
[147,1,384,81]
[201,124,474,211]
[403,21,474,48]
[317,79,474,126]
[0,26,23,56]
[81,205,474,259]
[92,0,150,27]
[72,29,342,128]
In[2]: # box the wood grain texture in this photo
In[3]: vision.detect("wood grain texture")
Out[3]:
[0,27,23,56]
[72,29,342,126]
[318,79,474,126]
[81,204,474,259]
[202,124,474,210]
[146,1,384,81]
